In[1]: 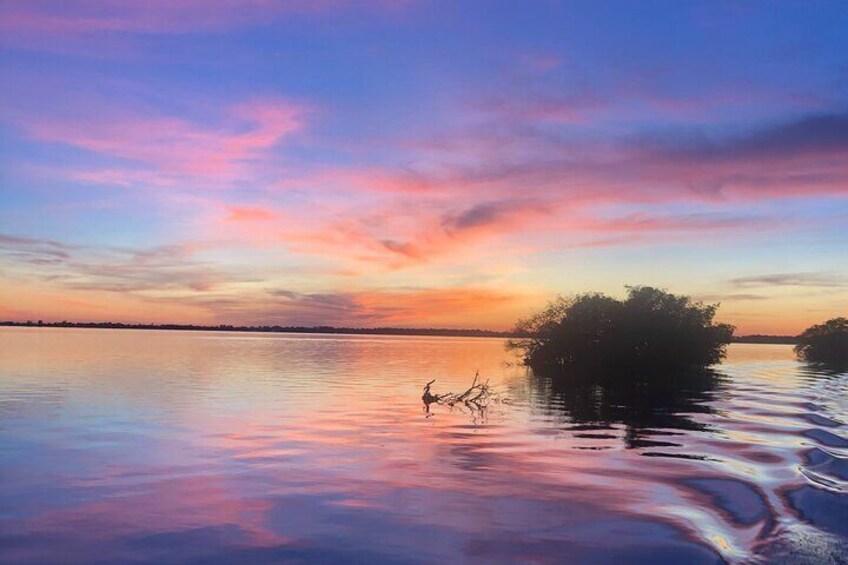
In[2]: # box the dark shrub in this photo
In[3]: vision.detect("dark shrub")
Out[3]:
[795,318,848,365]
[509,286,735,373]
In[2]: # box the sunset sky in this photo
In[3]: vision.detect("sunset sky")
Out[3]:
[1,1,847,334]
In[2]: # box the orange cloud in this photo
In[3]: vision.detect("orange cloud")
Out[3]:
[225,205,280,223]
[207,197,555,271]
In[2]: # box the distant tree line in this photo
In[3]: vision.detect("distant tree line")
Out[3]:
[0,320,511,339]
[732,334,798,345]
[0,321,813,345]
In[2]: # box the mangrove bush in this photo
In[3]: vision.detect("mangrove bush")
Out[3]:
[795,317,848,365]
[509,286,735,373]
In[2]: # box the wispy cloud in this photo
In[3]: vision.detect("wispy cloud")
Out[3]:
[588,212,775,233]
[258,287,522,327]
[442,199,550,234]
[693,293,769,302]
[15,99,307,187]
[730,272,848,288]
[0,234,73,265]
[3,228,523,327]
[1,235,250,295]
[636,112,848,163]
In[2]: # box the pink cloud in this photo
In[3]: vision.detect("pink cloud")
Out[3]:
[9,73,847,288]
[370,109,848,210]
[208,197,557,271]
[47,102,842,278]
[18,98,306,185]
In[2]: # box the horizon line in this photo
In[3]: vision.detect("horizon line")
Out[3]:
[0,320,799,342]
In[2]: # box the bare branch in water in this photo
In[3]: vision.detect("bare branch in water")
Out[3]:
[422,379,449,405]
[421,372,505,421]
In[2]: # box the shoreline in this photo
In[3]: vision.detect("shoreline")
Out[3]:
[0,321,512,339]
[0,321,797,343]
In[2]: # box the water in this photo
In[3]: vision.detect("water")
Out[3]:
[1,327,846,564]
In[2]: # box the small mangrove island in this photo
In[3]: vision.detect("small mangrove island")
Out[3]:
[795,317,848,365]
[509,286,735,374]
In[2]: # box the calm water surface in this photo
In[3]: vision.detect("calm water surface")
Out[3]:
[1,328,846,564]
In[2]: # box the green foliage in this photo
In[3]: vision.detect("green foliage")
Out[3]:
[509,286,735,372]
[795,317,848,365]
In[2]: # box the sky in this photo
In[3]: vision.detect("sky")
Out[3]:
[0,0,847,334]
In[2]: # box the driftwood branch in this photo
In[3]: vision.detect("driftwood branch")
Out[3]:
[422,379,450,404]
[421,372,504,419]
